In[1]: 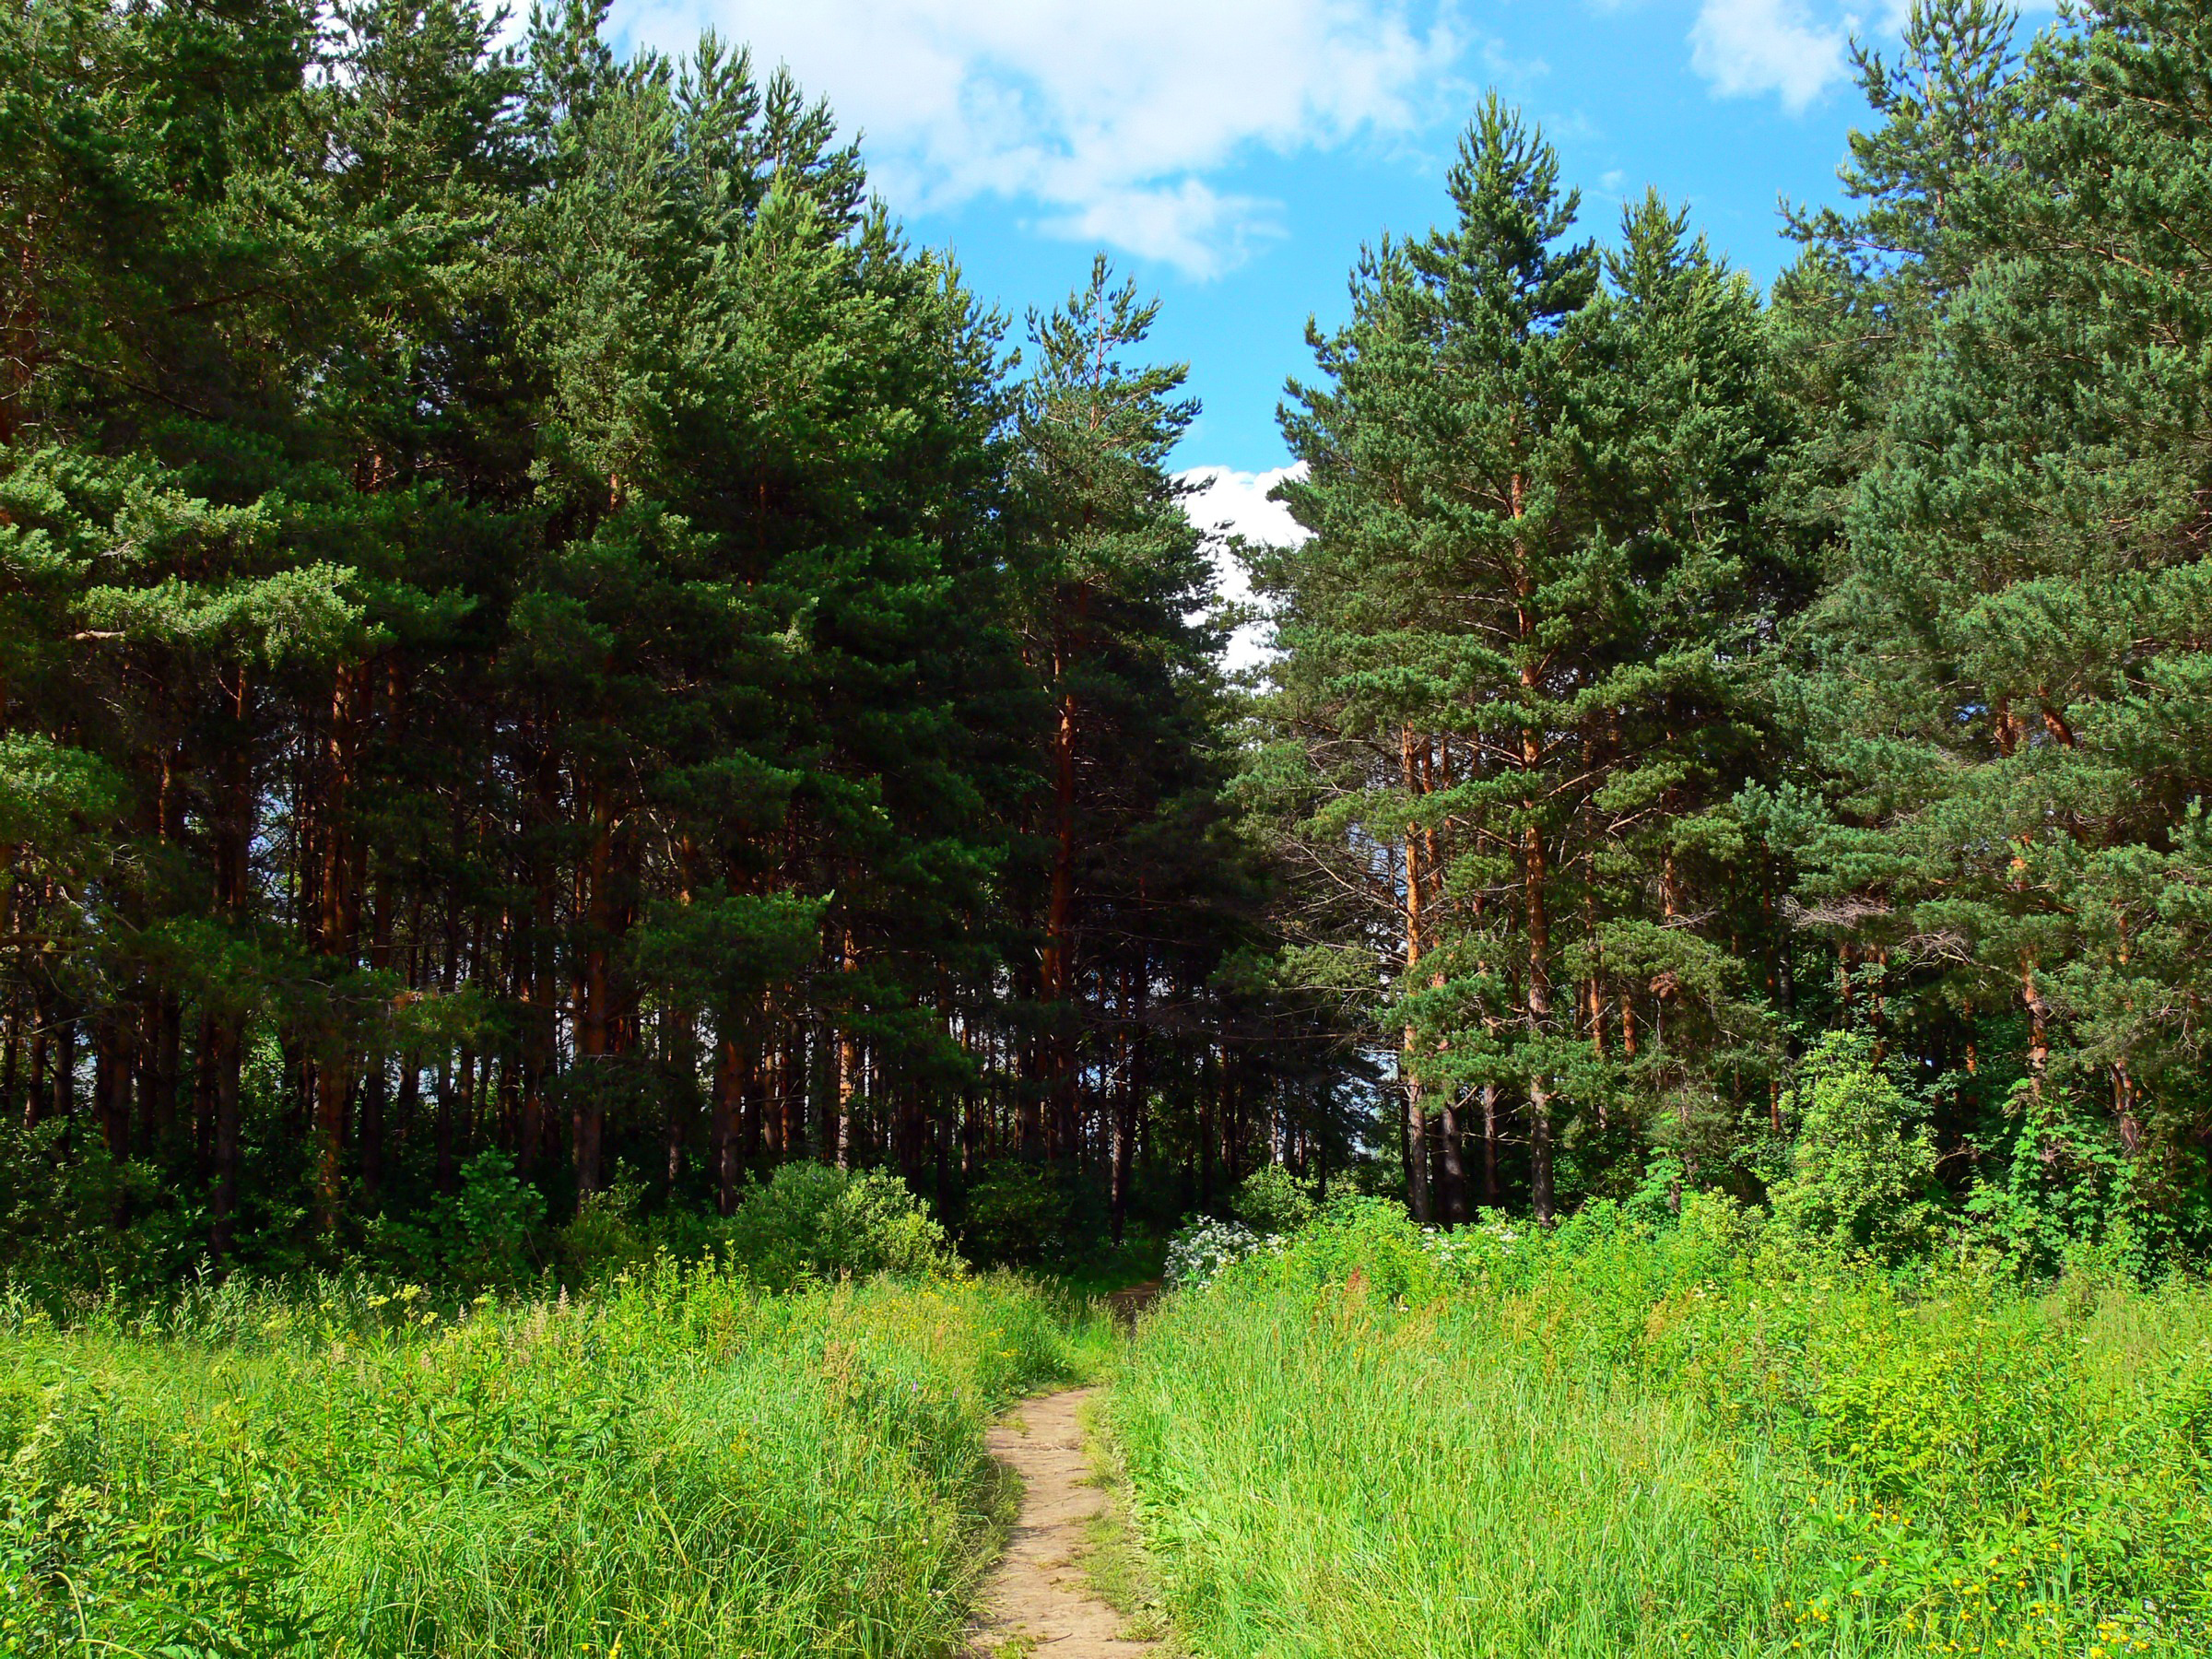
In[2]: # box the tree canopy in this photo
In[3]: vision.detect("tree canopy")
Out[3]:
[4,0,2210,1280]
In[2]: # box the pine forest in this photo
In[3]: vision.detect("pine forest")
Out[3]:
[6,3,2212,1655]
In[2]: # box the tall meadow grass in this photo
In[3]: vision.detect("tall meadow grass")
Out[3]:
[0,1260,1112,1656]
[1113,1199,2212,1658]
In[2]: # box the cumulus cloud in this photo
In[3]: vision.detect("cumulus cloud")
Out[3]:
[611,0,1465,278]
[1688,0,1851,112]
[1180,465,1307,670]
[1039,181,1284,281]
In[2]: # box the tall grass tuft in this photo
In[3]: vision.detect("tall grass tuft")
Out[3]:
[0,1259,1112,1656]
[1112,1196,2212,1658]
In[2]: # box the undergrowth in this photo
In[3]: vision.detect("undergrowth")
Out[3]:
[1113,1196,2212,1658]
[0,1260,1113,1656]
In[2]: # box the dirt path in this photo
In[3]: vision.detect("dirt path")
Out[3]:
[970,1387,1156,1657]
[1102,1279,1162,1326]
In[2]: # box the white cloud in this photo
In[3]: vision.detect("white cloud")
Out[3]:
[1180,464,1307,670]
[612,0,1466,278]
[1039,181,1283,281]
[1688,0,1851,113]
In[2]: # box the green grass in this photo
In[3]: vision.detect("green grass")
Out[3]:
[0,1261,1115,1656]
[1072,1393,1181,1652]
[1111,1199,2212,1659]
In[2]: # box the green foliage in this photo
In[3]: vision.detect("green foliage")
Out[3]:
[722,1162,962,1289]
[1249,1194,1445,1301]
[0,0,1281,1289]
[1766,0,2212,1244]
[1115,1217,2212,1657]
[364,1149,547,1292]
[958,1162,1109,1269]
[1962,1084,2187,1276]
[0,732,127,848]
[1230,1163,1315,1234]
[0,1264,1108,1657]
[1260,93,1790,1226]
[0,1122,199,1296]
[555,1164,655,1284]
[6,0,2212,1348]
[1768,1030,1940,1262]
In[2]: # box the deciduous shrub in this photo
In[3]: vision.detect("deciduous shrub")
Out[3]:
[1769,1030,1938,1262]
[556,1164,654,1282]
[957,1161,1111,1268]
[722,1162,960,1288]
[1230,1163,1316,1234]
[0,1122,197,1295]
[1165,1217,1269,1288]
[365,1149,548,1291]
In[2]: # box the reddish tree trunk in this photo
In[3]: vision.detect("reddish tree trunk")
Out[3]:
[835,928,859,1169]
[208,665,252,1260]
[1401,726,1433,1224]
[713,1032,742,1215]
[573,780,613,1200]
[313,663,368,1229]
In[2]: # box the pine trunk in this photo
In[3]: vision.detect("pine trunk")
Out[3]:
[574,780,612,1200]
[713,1031,741,1215]
[1402,726,1433,1224]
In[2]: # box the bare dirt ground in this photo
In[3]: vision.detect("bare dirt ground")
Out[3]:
[968,1386,1158,1658]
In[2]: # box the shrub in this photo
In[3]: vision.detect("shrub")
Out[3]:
[1769,1030,1938,1262]
[363,1149,547,1292]
[1231,1163,1315,1234]
[1169,1196,1551,1302]
[556,1164,653,1283]
[1256,1194,1452,1301]
[1960,1084,2212,1275]
[0,1121,200,1296]
[1165,1217,1270,1289]
[446,1150,547,1284]
[723,1163,960,1288]
[956,1162,1108,1268]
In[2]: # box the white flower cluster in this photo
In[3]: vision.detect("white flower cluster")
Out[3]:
[1418,1215,1524,1283]
[1164,1218,1277,1290]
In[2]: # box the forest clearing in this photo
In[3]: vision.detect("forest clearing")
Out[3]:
[7,0,2212,1652]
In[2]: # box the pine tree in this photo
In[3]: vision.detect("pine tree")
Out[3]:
[1264,106,1794,1223]
[1267,100,1606,1221]
[1783,0,2212,1234]
[1016,256,1214,1165]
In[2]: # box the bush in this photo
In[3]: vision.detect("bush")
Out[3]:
[556,1164,653,1284]
[1165,1217,1270,1289]
[957,1161,1108,1268]
[1273,1194,1442,1300]
[723,1163,960,1288]
[1230,1163,1315,1234]
[365,1149,547,1292]
[1166,1195,1532,1302]
[0,1121,201,1296]
[1769,1030,1938,1263]
[1960,1084,2212,1275]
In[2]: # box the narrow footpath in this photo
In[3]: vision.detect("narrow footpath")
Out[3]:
[970,1387,1157,1658]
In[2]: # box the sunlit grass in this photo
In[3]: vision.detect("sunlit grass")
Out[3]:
[1112,1206,2212,1658]
[0,1262,1115,1656]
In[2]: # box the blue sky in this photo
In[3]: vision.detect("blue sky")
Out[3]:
[606,0,2052,597]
